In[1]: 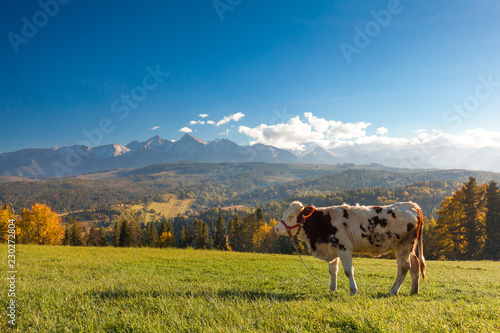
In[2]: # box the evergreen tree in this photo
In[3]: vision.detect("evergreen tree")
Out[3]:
[98,227,109,246]
[226,217,234,247]
[209,220,215,248]
[255,207,266,225]
[461,177,484,259]
[229,214,243,251]
[87,225,99,246]
[145,222,158,247]
[112,220,121,247]
[130,214,141,247]
[158,219,167,238]
[62,226,70,245]
[69,218,84,246]
[483,180,500,259]
[166,220,174,235]
[180,225,193,248]
[119,218,132,247]
[214,214,230,251]
[194,219,211,249]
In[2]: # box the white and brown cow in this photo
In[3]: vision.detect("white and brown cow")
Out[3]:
[275,201,426,296]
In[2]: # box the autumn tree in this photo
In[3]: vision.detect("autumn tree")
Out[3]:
[0,204,16,243]
[158,231,176,248]
[436,189,467,259]
[18,203,64,245]
[158,220,167,239]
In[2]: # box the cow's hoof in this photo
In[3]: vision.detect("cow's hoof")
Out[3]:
[329,289,337,293]
[350,289,357,296]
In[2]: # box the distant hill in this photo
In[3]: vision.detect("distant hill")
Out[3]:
[2,161,499,215]
[2,133,500,178]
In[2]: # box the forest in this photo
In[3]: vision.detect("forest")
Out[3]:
[1,174,499,260]
[2,162,499,214]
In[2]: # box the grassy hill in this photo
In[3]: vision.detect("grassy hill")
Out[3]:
[129,194,195,221]
[2,245,499,332]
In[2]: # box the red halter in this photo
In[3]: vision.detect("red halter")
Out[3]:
[279,208,314,238]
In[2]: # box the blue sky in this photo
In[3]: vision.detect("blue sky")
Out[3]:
[1,0,500,152]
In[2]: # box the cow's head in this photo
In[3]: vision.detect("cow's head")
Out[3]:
[275,201,314,236]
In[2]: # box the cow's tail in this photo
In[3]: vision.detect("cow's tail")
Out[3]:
[416,208,426,280]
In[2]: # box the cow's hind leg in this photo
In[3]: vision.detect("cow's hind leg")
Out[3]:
[338,252,357,295]
[388,248,411,296]
[329,258,339,293]
[409,253,420,295]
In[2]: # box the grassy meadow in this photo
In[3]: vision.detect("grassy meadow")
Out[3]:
[129,194,194,221]
[1,245,499,332]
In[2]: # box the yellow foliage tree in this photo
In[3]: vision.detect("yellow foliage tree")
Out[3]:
[158,231,176,248]
[19,203,64,245]
[252,218,279,253]
[0,204,17,243]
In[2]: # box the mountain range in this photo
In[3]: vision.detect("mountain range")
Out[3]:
[1,133,500,177]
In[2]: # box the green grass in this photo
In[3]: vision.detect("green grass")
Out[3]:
[1,245,499,332]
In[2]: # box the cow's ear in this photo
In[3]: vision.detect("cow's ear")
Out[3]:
[302,206,315,218]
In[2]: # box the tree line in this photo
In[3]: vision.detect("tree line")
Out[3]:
[1,177,498,260]
[424,177,500,260]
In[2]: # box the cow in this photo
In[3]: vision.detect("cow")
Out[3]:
[275,201,426,296]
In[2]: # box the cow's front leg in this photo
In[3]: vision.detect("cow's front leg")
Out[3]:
[328,258,339,293]
[339,252,357,295]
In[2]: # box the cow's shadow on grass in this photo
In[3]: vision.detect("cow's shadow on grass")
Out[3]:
[86,288,323,302]
[86,287,393,301]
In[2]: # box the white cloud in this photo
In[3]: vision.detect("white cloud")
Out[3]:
[216,112,245,126]
[150,126,160,130]
[376,127,388,136]
[239,113,371,151]
[189,120,205,125]
[179,127,193,133]
[198,113,209,118]
[207,120,215,125]
[219,129,230,136]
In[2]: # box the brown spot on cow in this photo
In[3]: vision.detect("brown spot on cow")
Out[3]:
[343,222,347,227]
[388,209,396,219]
[302,210,346,252]
[373,206,383,214]
[343,209,349,219]
[407,223,414,232]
